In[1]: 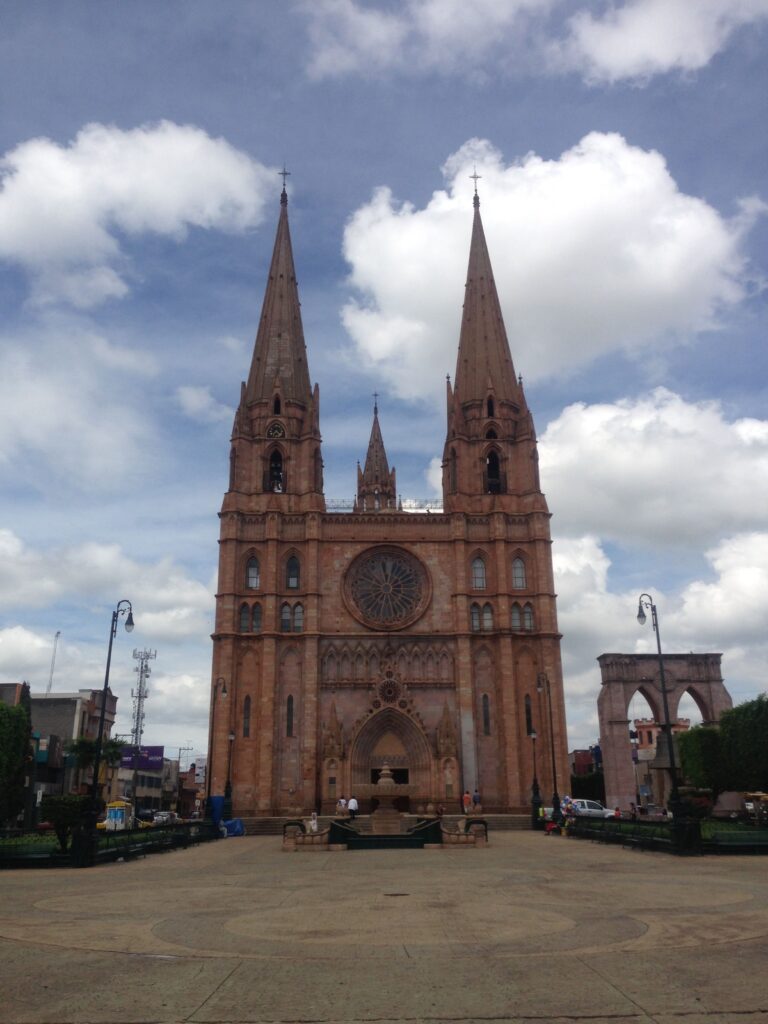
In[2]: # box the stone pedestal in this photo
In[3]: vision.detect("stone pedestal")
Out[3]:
[371,807,402,835]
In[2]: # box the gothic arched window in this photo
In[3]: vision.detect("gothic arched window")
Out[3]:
[482,693,491,735]
[239,603,250,632]
[486,449,501,494]
[511,603,522,630]
[243,695,251,738]
[280,603,291,632]
[523,603,535,632]
[252,603,262,632]
[273,395,281,415]
[286,556,300,589]
[246,557,260,589]
[482,602,494,631]
[512,557,527,589]
[470,603,481,631]
[269,449,284,492]
[293,603,304,632]
[449,448,457,493]
[286,695,294,737]
[487,396,495,418]
[525,693,533,735]
[471,556,486,590]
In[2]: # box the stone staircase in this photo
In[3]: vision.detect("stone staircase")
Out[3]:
[240,813,530,836]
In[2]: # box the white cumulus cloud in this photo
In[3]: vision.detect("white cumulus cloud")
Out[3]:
[557,0,768,84]
[541,388,768,548]
[303,0,768,83]
[175,385,233,424]
[0,120,275,307]
[341,135,762,402]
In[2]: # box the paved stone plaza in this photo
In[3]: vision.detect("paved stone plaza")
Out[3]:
[1,833,767,1023]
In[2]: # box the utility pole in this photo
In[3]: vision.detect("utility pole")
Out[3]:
[46,631,61,694]
[131,648,156,815]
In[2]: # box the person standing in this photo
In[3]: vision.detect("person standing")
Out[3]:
[472,788,481,809]
[347,795,359,820]
[462,790,472,815]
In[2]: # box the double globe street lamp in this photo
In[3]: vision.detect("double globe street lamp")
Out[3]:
[636,593,681,815]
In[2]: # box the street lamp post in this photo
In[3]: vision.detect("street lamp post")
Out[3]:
[86,599,133,865]
[206,678,228,815]
[224,730,235,820]
[636,594,681,815]
[530,729,543,829]
[537,672,561,822]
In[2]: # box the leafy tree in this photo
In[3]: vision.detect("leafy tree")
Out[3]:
[719,694,768,791]
[40,794,89,852]
[678,725,724,795]
[0,691,32,826]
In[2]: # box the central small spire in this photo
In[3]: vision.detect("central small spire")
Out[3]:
[356,396,397,512]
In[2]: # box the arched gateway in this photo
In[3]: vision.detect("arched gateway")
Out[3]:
[598,653,732,809]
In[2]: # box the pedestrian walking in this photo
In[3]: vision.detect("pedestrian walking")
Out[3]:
[347,795,359,820]
[472,788,481,808]
[462,790,472,814]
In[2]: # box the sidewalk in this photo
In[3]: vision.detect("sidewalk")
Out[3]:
[1,832,767,1023]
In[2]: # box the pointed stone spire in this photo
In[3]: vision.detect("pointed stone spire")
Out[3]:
[357,396,397,511]
[244,186,312,407]
[442,192,544,512]
[453,191,522,410]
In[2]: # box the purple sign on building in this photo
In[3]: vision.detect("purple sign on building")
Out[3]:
[120,745,164,771]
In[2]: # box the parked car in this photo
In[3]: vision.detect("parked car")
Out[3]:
[570,799,614,819]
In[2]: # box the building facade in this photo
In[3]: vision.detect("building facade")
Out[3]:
[208,185,569,815]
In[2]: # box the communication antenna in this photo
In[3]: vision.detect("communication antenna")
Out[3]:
[46,631,61,695]
[131,648,157,748]
[177,744,193,771]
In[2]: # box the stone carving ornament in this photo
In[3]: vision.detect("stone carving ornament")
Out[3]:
[344,546,430,630]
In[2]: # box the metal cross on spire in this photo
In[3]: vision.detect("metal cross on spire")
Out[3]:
[470,165,482,194]
[280,165,291,189]
[373,391,379,413]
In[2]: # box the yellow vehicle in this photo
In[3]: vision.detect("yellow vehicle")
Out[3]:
[96,800,152,830]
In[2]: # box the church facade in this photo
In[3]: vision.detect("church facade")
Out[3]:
[207,185,569,815]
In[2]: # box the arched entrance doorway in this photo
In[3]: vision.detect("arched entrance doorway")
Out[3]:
[348,707,434,811]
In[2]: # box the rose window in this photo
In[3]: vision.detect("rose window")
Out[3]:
[344,547,430,630]
[378,675,402,704]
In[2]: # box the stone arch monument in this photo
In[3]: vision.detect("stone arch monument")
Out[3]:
[597,653,732,810]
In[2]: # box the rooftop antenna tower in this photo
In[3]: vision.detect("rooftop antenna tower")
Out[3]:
[46,631,61,695]
[131,648,157,748]
[177,744,193,772]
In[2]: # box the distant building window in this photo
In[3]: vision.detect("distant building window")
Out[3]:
[280,604,291,632]
[293,603,304,632]
[239,603,250,632]
[252,603,262,632]
[482,693,491,735]
[470,603,481,631]
[246,557,260,589]
[523,603,534,632]
[243,696,251,738]
[471,557,486,590]
[286,695,294,737]
[286,556,300,589]
[512,558,526,589]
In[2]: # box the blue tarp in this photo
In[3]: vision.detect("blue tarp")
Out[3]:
[223,818,244,836]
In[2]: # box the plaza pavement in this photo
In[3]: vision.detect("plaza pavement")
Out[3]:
[1,831,767,1024]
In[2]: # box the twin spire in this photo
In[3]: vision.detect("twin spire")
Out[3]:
[242,172,531,509]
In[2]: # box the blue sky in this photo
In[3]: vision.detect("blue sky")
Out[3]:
[1,0,767,762]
